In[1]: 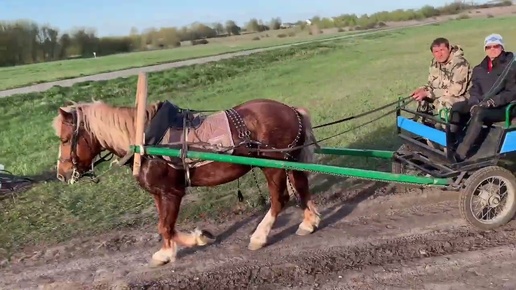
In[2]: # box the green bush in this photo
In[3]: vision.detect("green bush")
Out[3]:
[456,14,471,20]
[190,39,209,45]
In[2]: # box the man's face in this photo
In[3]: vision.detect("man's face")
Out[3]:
[485,43,503,59]
[431,44,451,63]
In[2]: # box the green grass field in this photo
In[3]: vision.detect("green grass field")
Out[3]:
[0,30,350,91]
[1,16,515,258]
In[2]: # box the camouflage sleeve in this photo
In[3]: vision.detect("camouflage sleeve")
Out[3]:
[424,63,434,90]
[427,61,471,101]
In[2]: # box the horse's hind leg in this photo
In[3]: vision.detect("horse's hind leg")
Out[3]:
[288,170,321,236]
[248,168,289,251]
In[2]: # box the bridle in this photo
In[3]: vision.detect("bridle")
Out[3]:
[57,108,114,184]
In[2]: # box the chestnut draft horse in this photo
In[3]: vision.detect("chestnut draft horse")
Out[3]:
[52,98,321,266]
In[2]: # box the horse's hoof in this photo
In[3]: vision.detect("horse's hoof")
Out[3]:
[195,229,216,246]
[149,258,169,268]
[296,227,313,236]
[201,229,216,245]
[248,242,265,251]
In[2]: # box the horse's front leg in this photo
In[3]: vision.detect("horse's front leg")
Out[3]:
[149,193,179,267]
[150,189,216,267]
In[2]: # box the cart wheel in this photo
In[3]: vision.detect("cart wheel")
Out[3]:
[460,166,516,230]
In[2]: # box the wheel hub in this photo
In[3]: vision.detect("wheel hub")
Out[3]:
[488,194,501,208]
[478,183,502,208]
[478,189,492,207]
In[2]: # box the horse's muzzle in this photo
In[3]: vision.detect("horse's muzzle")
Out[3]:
[57,171,77,184]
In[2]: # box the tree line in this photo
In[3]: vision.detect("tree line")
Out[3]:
[0,1,512,67]
[310,1,513,30]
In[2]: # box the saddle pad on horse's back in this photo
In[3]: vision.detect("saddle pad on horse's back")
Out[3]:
[161,111,235,169]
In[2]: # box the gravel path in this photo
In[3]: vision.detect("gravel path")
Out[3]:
[0,21,438,99]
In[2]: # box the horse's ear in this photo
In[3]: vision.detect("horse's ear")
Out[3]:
[65,99,77,106]
[59,108,72,120]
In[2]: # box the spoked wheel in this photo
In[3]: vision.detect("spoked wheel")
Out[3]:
[460,166,516,230]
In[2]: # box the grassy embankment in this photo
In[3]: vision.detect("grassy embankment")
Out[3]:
[1,16,515,257]
[0,29,355,91]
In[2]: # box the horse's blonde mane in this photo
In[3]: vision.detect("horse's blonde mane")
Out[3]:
[52,100,160,154]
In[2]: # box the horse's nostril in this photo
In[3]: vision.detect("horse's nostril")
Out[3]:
[57,174,65,182]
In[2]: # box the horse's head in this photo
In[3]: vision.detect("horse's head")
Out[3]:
[52,100,162,184]
[53,105,102,184]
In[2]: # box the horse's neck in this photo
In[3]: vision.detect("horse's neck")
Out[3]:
[102,133,134,158]
[87,106,140,157]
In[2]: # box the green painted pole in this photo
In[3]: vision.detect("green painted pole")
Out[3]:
[130,145,449,186]
[315,147,394,159]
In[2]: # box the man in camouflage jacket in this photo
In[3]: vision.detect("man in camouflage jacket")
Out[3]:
[411,37,473,115]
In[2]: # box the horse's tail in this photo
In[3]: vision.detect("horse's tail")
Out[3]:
[286,107,319,199]
[294,107,320,165]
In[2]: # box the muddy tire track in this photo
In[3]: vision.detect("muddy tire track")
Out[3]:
[300,244,516,290]
[126,224,516,290]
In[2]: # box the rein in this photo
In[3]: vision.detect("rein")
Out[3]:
[65,96,413,183]
[119,96,413,160]
[185,96,411,130]
[247,96,414,154]
[312,97,410,129]
[186,96,414,155]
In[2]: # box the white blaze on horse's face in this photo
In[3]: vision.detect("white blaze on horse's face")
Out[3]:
[56,143,80,184]
[56,145,61,180]
[56,130,79,184]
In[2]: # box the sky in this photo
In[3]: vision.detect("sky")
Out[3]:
[1,0,458,37]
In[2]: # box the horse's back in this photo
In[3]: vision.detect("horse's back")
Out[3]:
[235,98,292,110]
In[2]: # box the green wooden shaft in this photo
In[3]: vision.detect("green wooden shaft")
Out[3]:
[315,147,394,158]
[130,145,449,186]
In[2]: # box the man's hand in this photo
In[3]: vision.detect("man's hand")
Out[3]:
[479,98,496,108]
[411,88,428,102]
[411,87,424,95]
[470,99,496,115]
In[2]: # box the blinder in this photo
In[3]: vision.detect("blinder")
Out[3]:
[57,108,113,183]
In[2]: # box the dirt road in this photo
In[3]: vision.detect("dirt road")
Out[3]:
[2,181,515,290]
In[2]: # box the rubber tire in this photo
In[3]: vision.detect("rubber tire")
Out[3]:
[460,166,516,230]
